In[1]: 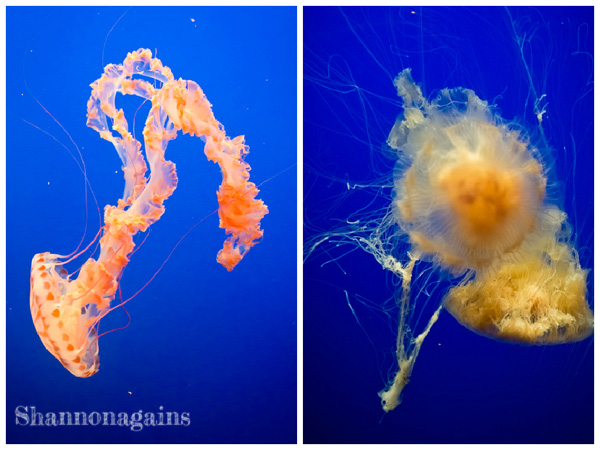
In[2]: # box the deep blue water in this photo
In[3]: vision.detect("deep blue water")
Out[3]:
[304,6,593,444]
[7,7,296,444]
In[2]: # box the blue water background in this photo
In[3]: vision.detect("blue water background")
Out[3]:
[7,6,296,444]
[304,6,593,444]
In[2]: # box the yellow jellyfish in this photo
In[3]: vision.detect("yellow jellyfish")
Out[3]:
[377,68,593,412]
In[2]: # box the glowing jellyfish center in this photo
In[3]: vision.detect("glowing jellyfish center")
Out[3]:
[30,49,268,377]
[378,69,592,412]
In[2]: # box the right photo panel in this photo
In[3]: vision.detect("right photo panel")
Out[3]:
[304,6,593,444]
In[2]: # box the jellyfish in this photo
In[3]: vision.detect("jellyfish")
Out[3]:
[376,68,593,411]
[29,49,268,377]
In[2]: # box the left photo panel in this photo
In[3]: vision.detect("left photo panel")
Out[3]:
[7,6,297,444]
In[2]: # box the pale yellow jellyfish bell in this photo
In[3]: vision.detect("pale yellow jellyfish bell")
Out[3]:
[379,68,593,412]
[388,68,547,272]
[445,205,593,345]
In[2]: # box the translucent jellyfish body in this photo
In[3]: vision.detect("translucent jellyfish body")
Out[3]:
[388,69,547,271]
[445,206,593,345]
[379,68,593,412]
[30,49,268,377]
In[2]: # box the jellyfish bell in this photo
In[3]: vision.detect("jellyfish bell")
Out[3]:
[388,68,547,272]
[30,253,105,378]
[445,206,593,345]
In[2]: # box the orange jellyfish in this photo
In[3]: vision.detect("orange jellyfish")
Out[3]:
[366,69,593,411]
[29,49,268,377]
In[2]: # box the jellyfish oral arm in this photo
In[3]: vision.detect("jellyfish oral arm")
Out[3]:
[378,256,444,412]
[158,79,268,271]
[379,303,442,412]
